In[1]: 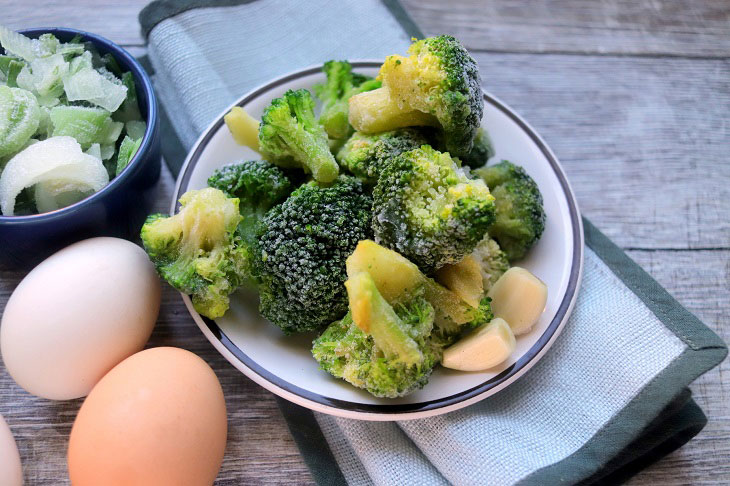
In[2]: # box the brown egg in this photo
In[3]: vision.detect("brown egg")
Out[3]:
[68,347,227,486]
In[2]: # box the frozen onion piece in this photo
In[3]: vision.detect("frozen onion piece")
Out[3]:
[34,168,97,213]
[0,85,40,158]
[63,67,127,112]
[0,137,108,215]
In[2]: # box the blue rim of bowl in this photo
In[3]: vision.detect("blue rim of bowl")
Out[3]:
[0,27,158,223]
[175,61,584,415]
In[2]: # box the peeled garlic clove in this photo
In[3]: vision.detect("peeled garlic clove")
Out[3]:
[487,267,547,335]
[442,318,515,371]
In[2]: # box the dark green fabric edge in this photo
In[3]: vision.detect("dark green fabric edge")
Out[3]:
[586,390,708,485]
[139,0,426,41]
[517,218,727,485]
[380,0,425,39]
[139,0,259,38]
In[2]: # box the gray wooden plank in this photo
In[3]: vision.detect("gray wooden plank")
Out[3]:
[402,0,730,57]
[473,52,730,250]
[1,0,149,46]
[625,249,730,485]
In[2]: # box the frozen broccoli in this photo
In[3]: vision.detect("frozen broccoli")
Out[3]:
[474,160,546,261]
[348,35,483,158]
[372,145,495,273]
[255,176,373,334]
[312,271,438,398]
[141,188,249,319]
[313,240,494,397]
[335,128,429,184]
[258,88,339,182]
[470,236,509,292]
[314,60,381,140]
[207,160,293,245]
[458,127,494,169]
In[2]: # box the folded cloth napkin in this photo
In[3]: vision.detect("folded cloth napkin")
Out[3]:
[138,1,727,484]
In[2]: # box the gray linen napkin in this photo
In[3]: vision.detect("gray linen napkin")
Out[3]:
[138,1,727,484]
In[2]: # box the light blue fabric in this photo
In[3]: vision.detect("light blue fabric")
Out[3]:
[146,0,413,150]
[142,2,722,484]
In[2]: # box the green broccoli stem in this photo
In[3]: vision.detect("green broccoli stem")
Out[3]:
[348,87,438,134]
[346,272,423,365]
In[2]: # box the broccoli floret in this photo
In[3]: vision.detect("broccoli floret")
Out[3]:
[312,272,438,398]
[348,35,483,158]
[141,188,249,319]
[458,127,495,169]
[471,236,509,292]
[335,128,429,184]
[314,60,381,140]
[258,88,339,182]
[474,160,546,261]
[255,176,373,334]
[207,160,293,245]
[372,145,495,273]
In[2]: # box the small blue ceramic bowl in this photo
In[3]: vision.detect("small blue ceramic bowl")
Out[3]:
[0,28,161,269]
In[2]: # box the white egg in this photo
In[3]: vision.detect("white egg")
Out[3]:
[1,237,161,400]
[0,414,22,486]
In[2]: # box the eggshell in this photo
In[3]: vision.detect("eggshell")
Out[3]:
[1,237,160,400]
[68,347,227,486]
[0,414,22,486]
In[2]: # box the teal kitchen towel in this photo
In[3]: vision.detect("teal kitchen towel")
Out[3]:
[138,1,727,484]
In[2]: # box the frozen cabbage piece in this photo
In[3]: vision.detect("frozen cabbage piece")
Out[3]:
[50,105,111,149]
[115,135,142,175]
[100,119,123,145]
[63,66,127,112]
[68,51,92,75]
[35,106,52,138]
[33,54,68,96]
[36,34,60,56]
[114,71,141,122]
[0,56,26,87]
[0,85,40,157]
[0,25,49,62]
[85,143,101,159]
[56,41,85,58]
[100,144,115,161]
[125,120,146,140]
[0,136,108,215]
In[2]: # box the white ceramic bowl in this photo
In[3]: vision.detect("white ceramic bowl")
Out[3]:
[173,62,584,420]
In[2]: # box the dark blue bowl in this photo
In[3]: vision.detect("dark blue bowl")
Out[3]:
[0,28,161,269]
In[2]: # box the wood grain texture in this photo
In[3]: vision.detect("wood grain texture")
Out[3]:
[0,1,728,485]
[0,0,149,46]
[402,0,730,57]
[472,52,730,250]
[625,249,730,485]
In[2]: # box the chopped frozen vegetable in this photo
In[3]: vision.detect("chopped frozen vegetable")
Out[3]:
[0,27,146,215]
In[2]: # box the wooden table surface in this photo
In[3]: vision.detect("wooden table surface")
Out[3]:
[1,1,728,484]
